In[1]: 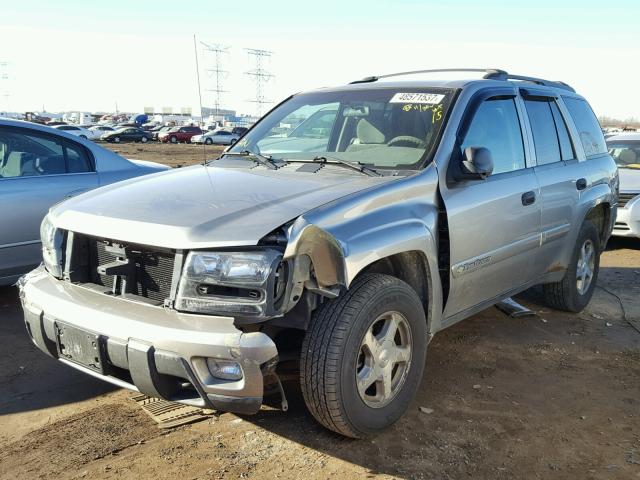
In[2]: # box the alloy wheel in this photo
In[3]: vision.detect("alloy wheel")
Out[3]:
[576,239,595,295]
[356,311,412,408]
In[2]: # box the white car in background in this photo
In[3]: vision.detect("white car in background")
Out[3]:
[52,124,94,139]
[191,130,239,145]
[606,133,640,238]
[87,125,116,140]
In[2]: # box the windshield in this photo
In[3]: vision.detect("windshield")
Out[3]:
[607,140,640,169]
[229,88,453,169]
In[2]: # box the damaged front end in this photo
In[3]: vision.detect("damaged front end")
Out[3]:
[20,208,351,415]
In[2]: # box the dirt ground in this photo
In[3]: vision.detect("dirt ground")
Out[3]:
[0,143,639,479]
[101,141,227,168]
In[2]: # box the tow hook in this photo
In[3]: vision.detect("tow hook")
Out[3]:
[272,373,289,412]
[261,357,288,412]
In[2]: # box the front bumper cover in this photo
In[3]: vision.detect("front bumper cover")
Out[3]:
[612,201,640,238]
[19,267,278,415]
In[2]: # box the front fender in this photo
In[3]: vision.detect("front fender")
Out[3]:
[283,168,444,334]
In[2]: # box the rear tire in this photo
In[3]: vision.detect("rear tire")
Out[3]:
[542,221,600,312]
[300,273,427,438]
[205,138,213,145]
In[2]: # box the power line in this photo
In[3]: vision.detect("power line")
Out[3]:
[201,42,229,118]
[244,48,274,116]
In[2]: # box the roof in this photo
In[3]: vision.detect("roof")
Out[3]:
[309,68,579,97]
[606,133,640,142]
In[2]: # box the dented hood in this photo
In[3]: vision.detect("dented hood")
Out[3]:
[51,163,393,249]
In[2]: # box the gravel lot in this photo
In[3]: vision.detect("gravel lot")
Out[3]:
[1,143,639,479]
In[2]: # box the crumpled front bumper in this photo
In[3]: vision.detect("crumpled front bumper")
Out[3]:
[19,266,278,415]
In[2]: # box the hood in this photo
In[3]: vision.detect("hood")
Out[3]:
[619,167,640,192]
[51,163,394,249]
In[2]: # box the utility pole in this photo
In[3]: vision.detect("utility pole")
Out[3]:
[244,48,274,117]
[200,42,229,120]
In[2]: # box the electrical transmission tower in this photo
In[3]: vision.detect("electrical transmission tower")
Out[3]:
[200,42,229,118]
[244,48,274,116]
[0,62,9,113]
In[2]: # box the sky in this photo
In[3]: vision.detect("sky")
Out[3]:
[0,0,638,119]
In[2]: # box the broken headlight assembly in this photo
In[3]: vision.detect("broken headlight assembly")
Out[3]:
[175,249,287,318]
[40,214,64,278]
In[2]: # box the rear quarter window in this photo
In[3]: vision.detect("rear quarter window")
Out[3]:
[562,97,607,157]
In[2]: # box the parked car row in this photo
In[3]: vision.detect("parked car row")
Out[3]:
[38,121,251,145]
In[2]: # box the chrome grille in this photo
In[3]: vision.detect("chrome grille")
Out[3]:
[619,192,638,208]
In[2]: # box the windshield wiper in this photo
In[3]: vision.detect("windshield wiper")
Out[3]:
[220,150,284,170]
[285,155,381,177]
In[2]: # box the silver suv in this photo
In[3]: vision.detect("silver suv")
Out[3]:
[20,69,617,438]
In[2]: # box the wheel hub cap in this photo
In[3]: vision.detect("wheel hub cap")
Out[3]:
[576,239,595,295]
[356,311,412,408]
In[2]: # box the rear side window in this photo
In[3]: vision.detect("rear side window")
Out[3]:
[563,97,607,157]
[462,98,526,175]
[65,143,93,173]
[524,98,575,165]
[549,102,574,160]
[524,99,561,165]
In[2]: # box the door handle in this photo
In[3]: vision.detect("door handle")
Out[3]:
[576,178,587,190]
[521,191,536,206]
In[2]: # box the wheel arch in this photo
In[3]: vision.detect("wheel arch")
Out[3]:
[284,218,444,336]
[583,202,611,248]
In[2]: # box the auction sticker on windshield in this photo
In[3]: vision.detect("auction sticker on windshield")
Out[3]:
[389,93,445,104]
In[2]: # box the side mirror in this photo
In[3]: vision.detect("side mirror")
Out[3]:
[461,146,493,180]
[229,138,238,146]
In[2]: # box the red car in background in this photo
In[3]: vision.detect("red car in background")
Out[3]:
[158,125,203,143]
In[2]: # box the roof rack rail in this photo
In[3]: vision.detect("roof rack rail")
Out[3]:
[349,68,507,84]
[483,71,575,93]
[349,68,575,93]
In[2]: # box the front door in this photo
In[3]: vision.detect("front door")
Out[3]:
[441,92,541,320]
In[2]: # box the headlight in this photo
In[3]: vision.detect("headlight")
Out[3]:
[175,249,286,318]
[40,215,64,278]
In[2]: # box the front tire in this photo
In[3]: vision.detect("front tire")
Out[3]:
[170,135,178,144]
[300,273,427,438]
[141,136,148,143]
[542,221,600,312]
[205,138,213,145]
[113,136,120,143]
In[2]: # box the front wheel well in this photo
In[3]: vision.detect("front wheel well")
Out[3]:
[355,251,430,315]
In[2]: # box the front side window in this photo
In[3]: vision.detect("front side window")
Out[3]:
[461,98,525,174]
[563,97,607,157]
[607,140,640,169]
[0,127,93,178]
[232,88,454,169]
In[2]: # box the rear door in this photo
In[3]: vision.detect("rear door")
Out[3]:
[0,126,98,282]
[441,88,541,320]
[519,90,581,276]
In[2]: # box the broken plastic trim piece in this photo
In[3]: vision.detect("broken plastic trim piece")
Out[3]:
[495,297,536,318]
